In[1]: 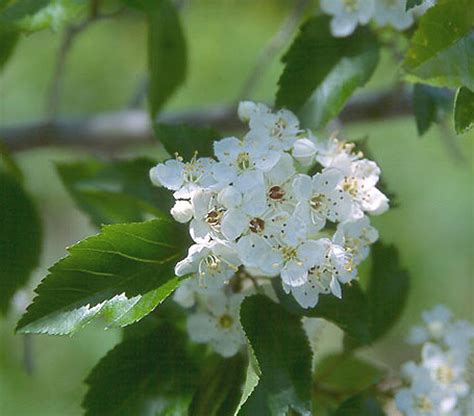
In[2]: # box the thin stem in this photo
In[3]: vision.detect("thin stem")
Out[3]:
[236,0,309,101]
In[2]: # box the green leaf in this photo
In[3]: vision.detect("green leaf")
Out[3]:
[153,123,221,160]
[314,354,384,396]
[406,0,423,11]
[0,171,42,314]
[234,350,261,415]
[403,0,474,90]
[367,243,410,342]
[83,324,198,416]
[334,394,385,416]
[276,16,379,126]
[189,354,247,416]
[0,27,19,71]
[239,295,312,415]
[412,84,452,136]
[454,87,474,134]
[146,0,187,117]
[273,280,371,346]
[0,139,24,181]
[0,0,87,32]
[16,218,188,335]
[56,157,174,227]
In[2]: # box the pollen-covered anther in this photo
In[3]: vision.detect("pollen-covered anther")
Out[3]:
[268,185,285,200]
[249,217,265,233]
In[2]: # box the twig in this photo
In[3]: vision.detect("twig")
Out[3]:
[236,0,309,101]
[0,89,414,153]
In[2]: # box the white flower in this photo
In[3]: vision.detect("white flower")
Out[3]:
[212,136,280,192]
[175,242,240,289]
[320,0,375,37]
[283,239,356,308]
[421,343,470,399]
[150,156,216,198]
[293,169,352,232]
[315,137,361,169]
[373,0,414,31]
[335,159,389,218]
[332,215,378,264]
[188,189,225,243]
[412,0,436,16]
[395,372,458,415]
[187,292,246,357]
[170,199,193,223]
[444,320,474,360]
[408,305,454,345]
[245,104,301,151]
[292,136,318,167]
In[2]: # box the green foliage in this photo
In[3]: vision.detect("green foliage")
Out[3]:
[0,170,41,314]
[144,0,187,117]
[153,123,221,159]
[367,243,410,342]
[189,354,247,416]
[0,27,19,71]
[412,84,452,135]
[276,16,379,128]
[403,0,474,90]
[56,157,173,227]
[406,0,423,11]
[273,280,371,346]
[0,0,87,32]
[314,354,384,395]
[83,324,198,416]
[16,218,188,335]
[334,394,385,416]
[274,242,409,348]
[239,295,312,415]
[454,87,474,134]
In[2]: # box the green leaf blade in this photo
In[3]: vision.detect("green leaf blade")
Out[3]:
[147,0,187,117]
[239,295,313,415]
[16,218,187,335]
[56,157,174,227]
[406,0,423,11]
[367,243,410,342]
[276,16,379,128]
[454,86,474,134]
[403,0,474,90]
[153,123,221,159]
[83,324,198,416]
[0,171,42,315]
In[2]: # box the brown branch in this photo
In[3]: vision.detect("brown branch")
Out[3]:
[1,89,412,153]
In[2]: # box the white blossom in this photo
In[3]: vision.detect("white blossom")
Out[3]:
[320,0,375,37]
[373,0,414,31]
[187,292,246,357]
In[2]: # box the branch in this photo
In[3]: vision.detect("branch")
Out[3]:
[1,89,412,153]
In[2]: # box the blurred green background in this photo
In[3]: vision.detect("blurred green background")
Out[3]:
[0,1,472,415]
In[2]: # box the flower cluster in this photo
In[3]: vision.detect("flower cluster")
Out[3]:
[320,0,436,37]
[395,305,474,415]
[150,101,388,356]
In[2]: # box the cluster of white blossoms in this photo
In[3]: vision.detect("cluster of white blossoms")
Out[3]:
[320,0,436,37]
[395,305,474,415]
[150,101,388,356]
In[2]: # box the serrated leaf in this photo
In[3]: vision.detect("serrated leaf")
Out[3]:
[406,0,423,11]
[83,324,198,416]
[334,393,385,416]
[454,87,474,134]
[239,295,312,415]
[146,0,186,117]
[412,84,453,136]
[16,218,188,335]
[276,16,379,127]
[403,0,474,90]
[0,171,42,314]
[234,350,261,415]
[0,27,19,71]
[367,242,410,342]
[272,280,371,346]
[56,158,173,227]
[314,354,384,395]
[189,354,247,416]
[153,123,220,160]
